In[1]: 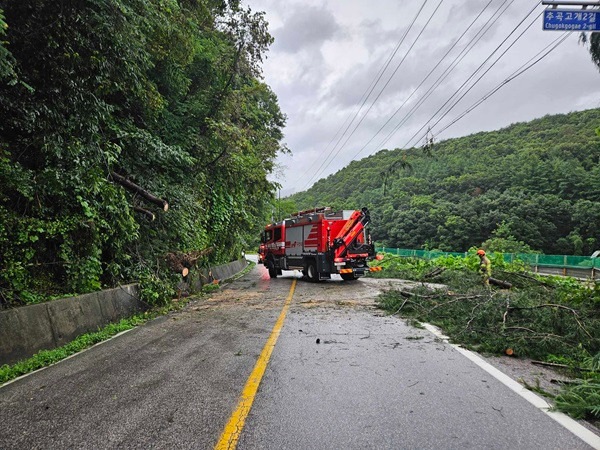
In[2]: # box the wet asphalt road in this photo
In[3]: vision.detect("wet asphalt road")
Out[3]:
[0,260,596,449]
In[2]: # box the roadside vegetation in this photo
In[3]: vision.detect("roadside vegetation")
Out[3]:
[0,1,285,308]
[370,252,600,421]
[0,315,149,384]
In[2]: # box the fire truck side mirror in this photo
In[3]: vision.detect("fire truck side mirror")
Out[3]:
[260,232,265,243]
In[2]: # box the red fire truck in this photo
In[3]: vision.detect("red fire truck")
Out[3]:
[258,207,383,281]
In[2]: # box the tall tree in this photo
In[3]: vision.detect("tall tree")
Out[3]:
[0,0,286,306]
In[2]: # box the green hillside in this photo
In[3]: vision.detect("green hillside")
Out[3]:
[289,109,600,255]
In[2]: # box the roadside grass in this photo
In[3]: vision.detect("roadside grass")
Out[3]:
[0,314,151,384]
[0,260,256,386]
[372,252,600,421]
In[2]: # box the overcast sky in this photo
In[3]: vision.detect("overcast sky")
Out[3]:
[244,0,600,196]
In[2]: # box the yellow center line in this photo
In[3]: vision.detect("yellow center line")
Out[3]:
[214,278,297,450]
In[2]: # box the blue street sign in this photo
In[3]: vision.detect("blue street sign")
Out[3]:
[543,8,600,31]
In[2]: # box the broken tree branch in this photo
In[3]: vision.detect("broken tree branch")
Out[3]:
[531,360,594,372]
[507,303,592,339]
[498,270,554,289]
[508,303,576,312]
[111,172,169,211]
[464,299,491,332]
[398,289,448,300]
[132,206,155,221]
[504,326,538,333]
[502,298,511,327]
[503,327,567,342]
[392,298,410,315]
[427,294,487,313]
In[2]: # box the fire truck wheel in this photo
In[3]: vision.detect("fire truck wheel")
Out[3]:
[306,261,318,282]
[341,272,359,281]
[267,260,278,278]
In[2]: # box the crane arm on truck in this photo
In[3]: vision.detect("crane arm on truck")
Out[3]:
[332,207,371,259]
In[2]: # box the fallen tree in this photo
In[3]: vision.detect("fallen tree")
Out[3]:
[372,253,600,421]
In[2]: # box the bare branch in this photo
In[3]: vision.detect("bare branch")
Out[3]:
[132,206,155,221]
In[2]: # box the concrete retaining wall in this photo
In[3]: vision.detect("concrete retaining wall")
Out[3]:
[0,284,144,366]
[191,258,249,292]
[209,258,248,282]
[0,259,250,367]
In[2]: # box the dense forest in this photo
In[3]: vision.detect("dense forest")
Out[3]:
[289,108,600,256]
[0,0,286,306]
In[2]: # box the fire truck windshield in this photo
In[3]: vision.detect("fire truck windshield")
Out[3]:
[262,230,272,243]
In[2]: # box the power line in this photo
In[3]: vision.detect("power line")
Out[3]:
[301,0,453,191]
[376,0,523,153]
[294,1,562,194]
[289,2,428,188]
[326,0,446,172]
[434,32,571,138]
[404,4,543,149]
[365,0,515,157]
[347,0,497,163]
[297,1,431,191]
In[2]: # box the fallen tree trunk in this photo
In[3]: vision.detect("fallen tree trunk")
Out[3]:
[489,277,512,289]
[423,267,446,279]
[111,172,169,212]
[180,248,213,267]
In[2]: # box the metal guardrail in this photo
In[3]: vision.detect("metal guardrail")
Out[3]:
[376,247,599,280]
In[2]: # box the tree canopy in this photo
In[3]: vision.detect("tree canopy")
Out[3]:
[289,109,600,255]
[0,0,287,306]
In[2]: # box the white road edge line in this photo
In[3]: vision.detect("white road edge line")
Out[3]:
[0,328,135,389]
[423,323,600,450]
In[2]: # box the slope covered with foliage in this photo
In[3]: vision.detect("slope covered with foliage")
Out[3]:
[290,109,600,255]
[0,1,286,306]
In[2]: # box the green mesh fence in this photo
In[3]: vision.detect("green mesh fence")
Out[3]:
[376,247,600,270]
